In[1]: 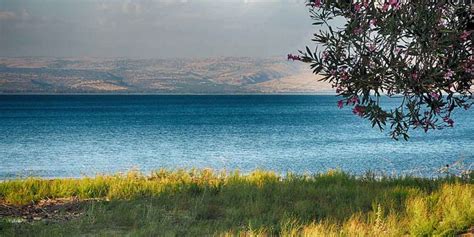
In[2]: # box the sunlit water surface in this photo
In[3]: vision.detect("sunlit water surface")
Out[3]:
[0,95,472,179]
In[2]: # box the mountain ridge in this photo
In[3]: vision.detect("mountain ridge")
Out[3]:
[0,57,333,94]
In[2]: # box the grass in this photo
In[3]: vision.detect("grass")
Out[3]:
[0,169,473,236]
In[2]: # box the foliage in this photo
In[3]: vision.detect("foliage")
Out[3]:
[292,0,473,140]
[1,169,473,236]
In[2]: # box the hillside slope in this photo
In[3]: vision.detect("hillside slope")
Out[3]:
[0,57,332,94]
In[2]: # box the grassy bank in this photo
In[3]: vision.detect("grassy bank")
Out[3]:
[0,169,473,236]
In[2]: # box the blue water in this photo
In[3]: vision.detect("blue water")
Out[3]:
[0,95,472,179]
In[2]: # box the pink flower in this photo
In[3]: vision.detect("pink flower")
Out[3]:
[460,31,470,41]
[307,0,322,8]
[438,18,448,28]
[443,116,454,127]
[369,19,377,27]
[363,0,369,8]
[392,3,401,10]
[354,3,361,12]
[394,47,402,54]
[340,72,349,81]
[464,57,474,75]
[322,51,329,61]
[314,0,322,8]
[353,27,363,35]
[430,92,440,100]
[368,43,376,52]
[330,69,337,76]
[411,72,418,80]
[463,62,473,75]
[389,0,400,9]
[337,100,344,109]
[423,119,433,132]
[422,118,433,132]
[382,3,389,12]
[352,105,366,117]
[348,96,359,105]
[443,69,454,80]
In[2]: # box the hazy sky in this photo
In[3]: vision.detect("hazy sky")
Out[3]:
[0,0,314,58]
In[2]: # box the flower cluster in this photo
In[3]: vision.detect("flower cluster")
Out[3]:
[306,0,322,8]
[382,0,401,11]
[337,95,359,109]
[294,0,473,140]
[352,105,366,117]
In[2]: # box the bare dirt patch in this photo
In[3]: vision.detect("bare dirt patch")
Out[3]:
[459,227,474,237]
[0,198,100,223]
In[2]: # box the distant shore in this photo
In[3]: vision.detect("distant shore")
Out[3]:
[0,92,337,95]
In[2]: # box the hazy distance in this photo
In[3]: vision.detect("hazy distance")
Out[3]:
[0,0,314,58]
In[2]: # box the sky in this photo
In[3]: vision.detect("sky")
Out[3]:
[0,0,315,58]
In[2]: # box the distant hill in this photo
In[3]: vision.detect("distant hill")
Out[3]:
[0,57,333,94]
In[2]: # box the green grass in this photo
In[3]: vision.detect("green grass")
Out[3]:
[0,169,473,236]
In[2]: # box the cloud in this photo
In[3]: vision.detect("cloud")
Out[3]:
[19,9,31,20]
[0,9,31,22]
[0,11,17,20]
[0,0,314,58]
[121,1,143,14]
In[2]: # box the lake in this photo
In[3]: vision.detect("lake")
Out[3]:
[0,95,472,178]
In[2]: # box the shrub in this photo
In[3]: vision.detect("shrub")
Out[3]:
[293,0,473,139]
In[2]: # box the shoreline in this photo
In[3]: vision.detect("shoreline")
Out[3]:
[0,167,463,182]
